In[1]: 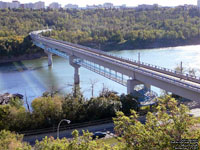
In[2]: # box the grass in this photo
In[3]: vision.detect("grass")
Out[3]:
[96,137,124,147]
[196,117,200,123]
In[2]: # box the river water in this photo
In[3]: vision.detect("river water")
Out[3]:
[0,45,200,104]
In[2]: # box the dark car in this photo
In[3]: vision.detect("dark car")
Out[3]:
[92,132,107,139]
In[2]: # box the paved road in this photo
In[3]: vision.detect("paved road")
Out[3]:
[23,116,146,145]
[23,122,115,145]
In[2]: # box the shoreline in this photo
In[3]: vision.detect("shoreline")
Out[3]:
[0,52,46,64]
[1,41,200,64]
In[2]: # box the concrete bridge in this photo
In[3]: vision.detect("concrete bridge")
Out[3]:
[30,30,200,102]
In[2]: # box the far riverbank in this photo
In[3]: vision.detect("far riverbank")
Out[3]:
[1,39,200,64]
[0,52,46,64]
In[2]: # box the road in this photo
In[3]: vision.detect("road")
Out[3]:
[23,122,114,145]
[23,116,146,145]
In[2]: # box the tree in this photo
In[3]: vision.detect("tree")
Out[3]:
[113,95,200,149]
[31,96,63,128]
[34,130,122,150]
[120,94,139,114]
[89,79,98,97]
[0,130,31,150]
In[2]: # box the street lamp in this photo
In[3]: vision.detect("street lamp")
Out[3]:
[57,119,71,139]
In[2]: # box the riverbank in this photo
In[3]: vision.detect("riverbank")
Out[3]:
[0,51,46,64]
[1,38,200,64]
[84,38,200,51]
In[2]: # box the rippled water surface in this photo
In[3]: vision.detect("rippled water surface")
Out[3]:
[1,45,200,104]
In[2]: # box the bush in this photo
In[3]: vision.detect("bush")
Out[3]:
[0,130,31,150]
[113,95,200,149]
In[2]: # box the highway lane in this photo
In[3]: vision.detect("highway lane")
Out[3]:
[23,116,146,145]
[23,122,115,145]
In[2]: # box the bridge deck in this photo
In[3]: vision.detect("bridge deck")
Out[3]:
[30,31,200,101]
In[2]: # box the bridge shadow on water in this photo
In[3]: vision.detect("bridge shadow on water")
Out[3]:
[0,61,47,100]
[0,61,45,73]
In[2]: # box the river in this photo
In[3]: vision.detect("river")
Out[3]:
[0,45,200,104]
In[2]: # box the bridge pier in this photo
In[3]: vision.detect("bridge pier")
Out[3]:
[127,79,142,94]
[69,56,81,85]
[144,84,151,91]
[44,49,53,66]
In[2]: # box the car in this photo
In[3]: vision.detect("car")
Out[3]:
[92,131,107,139]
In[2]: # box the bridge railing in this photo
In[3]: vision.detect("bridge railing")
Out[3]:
[101,53,200,92]
[110,55,200,83]
[76,60,127,86]
[32,31,200,83]
[32,35,200,92]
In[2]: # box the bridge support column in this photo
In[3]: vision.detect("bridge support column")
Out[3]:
[44,49,53,66]
[69,56,81,85]
[144,84,151,91]
[127,79,142,94]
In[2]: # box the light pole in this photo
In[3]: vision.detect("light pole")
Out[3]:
[138,52,141,66]
[57,119,71,139]
[180,61,183,74]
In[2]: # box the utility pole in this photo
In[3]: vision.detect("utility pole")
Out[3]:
[180,61,183,74]
[138,52,140,62]
[138,52,141,66]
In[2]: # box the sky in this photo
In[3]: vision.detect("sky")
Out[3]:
[2,0,198,7]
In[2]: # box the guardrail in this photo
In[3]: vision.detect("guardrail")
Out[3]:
[32,35,200,93]
[33,34,200,84]
[79,60,127,86]
[18,118,113,136]
[31,31,200,83]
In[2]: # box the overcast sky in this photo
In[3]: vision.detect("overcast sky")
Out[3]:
[2,0,198,7]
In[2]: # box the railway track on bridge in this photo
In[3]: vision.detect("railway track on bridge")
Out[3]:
[37,35,200,90]
[30,30,200,101]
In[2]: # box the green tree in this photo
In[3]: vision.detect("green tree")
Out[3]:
[113,95,200,149]
[34,130,122,150]
[31,96,63,128]
[0,130,31,150]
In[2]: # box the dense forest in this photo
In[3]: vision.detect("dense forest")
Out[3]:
[0,89,139,132]
[1,7,200,59]
[1,95,200,149]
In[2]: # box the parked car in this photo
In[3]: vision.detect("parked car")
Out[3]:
[92,131,107,139]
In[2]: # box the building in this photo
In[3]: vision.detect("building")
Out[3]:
[24,3,34,9]
[0,1,4,9]
[86,4,102,9]
[33,1,45,9]
[0,1,10,9]
[120,4,126,9]
[11,0,20,9]
[103,3,114,9]
[137,4,158,10]
[198,0,200,8]
[115,4,126,9]
[0,0,45,9]
[65,4,78,9]
[49,2,61,9]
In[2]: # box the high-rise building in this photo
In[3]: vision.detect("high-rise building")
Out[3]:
[34,1,45,9]
[0,1,3,9]
[198,0,200,8]
[0,1,10,9]
[24,3,34,9]
[11,0,20,9]
[65,4,78,9]
[0,0,45,9]
[103,3,114,8]
[49,2,61,9]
